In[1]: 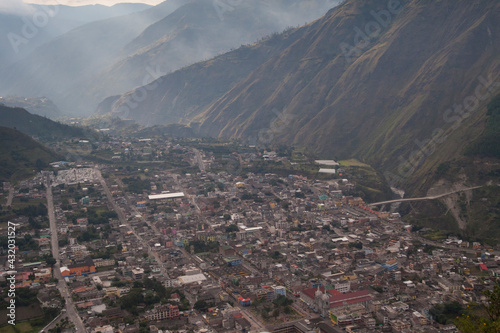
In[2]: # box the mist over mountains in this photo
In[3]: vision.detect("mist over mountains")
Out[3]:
[0,2,151,68]
[0,0,340,117]
[2,0,499,197]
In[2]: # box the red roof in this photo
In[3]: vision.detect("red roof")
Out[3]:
[72,286,87,293]
[328,290,372,308]
[301,286,326,300]
[480,264,488,271]
[301,286,342,300]
[328,289,342,296]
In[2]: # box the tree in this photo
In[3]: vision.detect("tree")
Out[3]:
[484,286,500,322]
[225,224,239,233]
[455,286,500,332]
[272,308,280,319]
[35,158,46,171]
[194,300,209,312]
[45,254,56,267]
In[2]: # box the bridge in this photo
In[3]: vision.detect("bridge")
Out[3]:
[367,185,484,207]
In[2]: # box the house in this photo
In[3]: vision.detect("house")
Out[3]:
[235,317,251,331]
[144,304,179,321]
[60,258,96,277]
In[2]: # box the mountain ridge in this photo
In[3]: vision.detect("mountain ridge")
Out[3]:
[0,126,60,182]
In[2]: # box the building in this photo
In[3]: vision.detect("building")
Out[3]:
[178,273,207,285]
[223,256,242,266]
[103,287,120,297]
[145,304,179,321]
[132,268,145,280]
[148,192,185,201]
[334,281,351,293]
[220,245,236,256]
[273,285,286,297]
[60,259,96,277]
[302,287,371,316]
[238,297,251,306]
[256,285,286,301]
[94,258,116,267]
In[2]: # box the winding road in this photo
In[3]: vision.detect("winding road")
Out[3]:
[367,185,484,207]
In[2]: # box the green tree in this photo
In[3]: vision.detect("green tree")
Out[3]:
[456,285,500,332]
[45,254,56,267]
[194,300,209,312]
[225,224,239,233]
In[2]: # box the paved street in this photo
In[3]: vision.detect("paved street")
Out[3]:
[46,175,86,333]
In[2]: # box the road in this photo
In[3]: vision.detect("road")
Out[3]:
[5,186,13,207]
[95,167,169,278]
[193,148,206,172]
[239,306,267,332]
[46,175,86,333]
[368,185,484,206]
[41,310,66,332]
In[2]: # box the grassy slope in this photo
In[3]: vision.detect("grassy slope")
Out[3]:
[0,126,60,182]
[339,159,393,202]
[0,105,86,141]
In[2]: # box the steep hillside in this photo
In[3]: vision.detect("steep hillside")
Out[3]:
[96,27,309,124]
[0,3,150,69]
[0,0,186,116]
[0,126,60,182]
[196,0,499,169]
[0,104,87,141]
[104,0,499,182]
[0,0,339,117]
[0,96,62,119]
[90,0,325,103]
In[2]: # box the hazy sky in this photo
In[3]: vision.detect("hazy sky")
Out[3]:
[0,0,161,16]
[27,0,163,6]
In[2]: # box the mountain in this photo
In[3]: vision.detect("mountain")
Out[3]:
[195,0,500,167]
[0,0,340,116]
[105,0,499,175]
[96,27,309,125]
[0,126,60,182]
[0,0,187,116]
[99,0,500,239]
[46,3,151,23]
[0,3,150,68]
[0,104,87,141]
[0,96,63,119]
